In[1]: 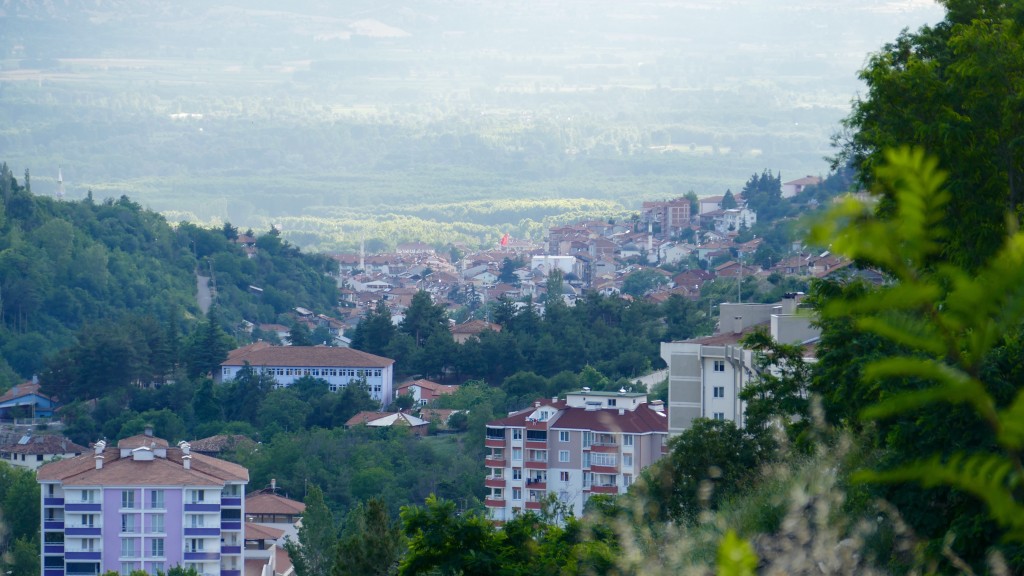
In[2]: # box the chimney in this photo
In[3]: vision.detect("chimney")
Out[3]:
[271,478,277,493]
[552,397,558,403]
[534,401,541,408]
[618,408,625,416]
[733,316,743,335]
[93,440,106,469]
[144,425,154,437]
[182,454,191,470]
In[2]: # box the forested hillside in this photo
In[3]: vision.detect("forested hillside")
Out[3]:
[0,164,338,390]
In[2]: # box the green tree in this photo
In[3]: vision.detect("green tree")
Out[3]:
[621,268,668,297]
[285,484,338,576]
[350,300,396,357]
[398,495,504,576]
[289,321,315,347]
[332,498,403,576]
[738,328,812,446]
[399,291,448,346]
[721,189,738,210]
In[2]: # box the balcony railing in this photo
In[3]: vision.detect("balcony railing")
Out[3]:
[65,503,102,512]
[44,497,65,506]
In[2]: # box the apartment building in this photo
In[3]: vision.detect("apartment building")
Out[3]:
[484,390,668,522]
[659,293,819,435]
[37,429,249,576]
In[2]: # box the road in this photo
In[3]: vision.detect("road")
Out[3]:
[196,273,212,314]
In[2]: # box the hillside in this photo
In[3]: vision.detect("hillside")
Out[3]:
[0,164,338,389]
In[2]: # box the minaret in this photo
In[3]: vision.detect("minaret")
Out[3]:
[56,166,65,199]
[359,234,365,272]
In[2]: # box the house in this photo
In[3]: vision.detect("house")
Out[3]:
[484,390,668,521]
[659,293,818,435]
[37,428,249,576]
[394,380,460,406]
[0,380,59,420]
[0,434,86,470]
[243,486,304,576]
[450,320,501,344]
[714,207,757,235]
[218,342,395,407]
[782,176,822,198]
[344,411,430,436]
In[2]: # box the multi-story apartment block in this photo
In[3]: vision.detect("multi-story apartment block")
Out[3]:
[659,294,819,435]
[37,429,249,576]
[217,342,395,407]
[484,390,668,522]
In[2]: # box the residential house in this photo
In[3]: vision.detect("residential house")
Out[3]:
[0,380,59,420]
[344,411,430,436]
[659,293,818,435]
[218,343,395,407]
[450,320,501,344]
[394,380,460,406]
[714,207,757,235]
[484,390,668,521]
[641,198,692,238]
[1,434,86,470]
[782,176,822,198]
[37,429,249,576]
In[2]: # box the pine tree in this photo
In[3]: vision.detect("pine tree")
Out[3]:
[285,485,338,576]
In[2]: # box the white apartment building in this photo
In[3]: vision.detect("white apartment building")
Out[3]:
[484,390,668,522]
[660,293,819,435]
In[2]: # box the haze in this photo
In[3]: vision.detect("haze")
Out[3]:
[0,0,944,250]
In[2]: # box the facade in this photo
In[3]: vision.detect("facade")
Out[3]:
[0,380,58,420]
[394,379,460,406]
[37,430,249,576]
[484,391,668,522]
[641,198,692,238]
[782,175,822,198]
[659,294,818,435]
[218,342,395,407]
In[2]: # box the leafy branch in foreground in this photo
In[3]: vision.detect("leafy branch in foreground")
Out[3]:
[810,146,1024,542]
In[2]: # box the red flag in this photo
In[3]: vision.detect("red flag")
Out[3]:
[500,233,509,246]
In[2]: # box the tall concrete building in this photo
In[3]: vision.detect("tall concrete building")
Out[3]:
[484,390,668,521]
[37,430,249,576]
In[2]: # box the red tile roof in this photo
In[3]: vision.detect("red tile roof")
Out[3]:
[245,492,306,516]
[223,342,394,368]
[0,381,54,404]
[36,446,248,486]
[0,435,86,455]
[244,522,285,541]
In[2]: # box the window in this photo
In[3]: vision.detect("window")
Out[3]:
[558,430,569,442]
[81,539,97,552]
[37,454,44,461]
[713,412,725,420]
[512,468,522,480]
[121,490,135,509]
[512,428,522,440]
[622,434,633,447]
[151,563,165,575]
[149,490,164,509]
[608,399,616,407]
[190,490,205,504]
[151,539,164,558]
[151,514,165,534]
[121,514,136,534]
[713,386,725,398]
[624,474,633,487]
[558,450,570,463]
[81,514,95,528]
[120,538,136,557]
[121,562,137,576]
[559,471,570,482]
[189,514,204,528]
[713,360,726,372]
[591,453,617,467]
[512,448,523,461]
[512,487,522,501]
[80,490,96,503]
[188,539,204,553]
[623,454,633,468]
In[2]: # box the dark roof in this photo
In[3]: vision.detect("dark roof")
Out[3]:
[223,342,394,369]
[551,405,668,434]
[0,435,86,455]
[0,381,54,404]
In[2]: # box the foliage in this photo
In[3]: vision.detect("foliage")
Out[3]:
[716,530,757,576]
[738,328,812,447]
[810,146,1024,566]
[332,498,404,576]
[285,484,338,576]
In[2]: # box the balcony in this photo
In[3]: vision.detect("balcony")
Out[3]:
[185,527,220,537]
[184,552,220,561]
[483,456,506,468]
[484,497,506,507]
[484,477,505,488]
[589,443,618,453]
[65,527,101,537]
[185,503,220,513]
[44,544,65,554]
[222,546,242,555]
[221,521,242,531]
[524,460,547,470]
[485,438,505,448]
[524,440,547,450]
[64,552,101,561]
[65,503,102,512]
[222,571,242,576]
[44,521,65,531]
[525,501,543,510]
[589,464,617,474]
[221,497,242,507]
[525,479,546,490]
[45,569,67,576]
[589,485,619,495]
[44,497,65,506]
